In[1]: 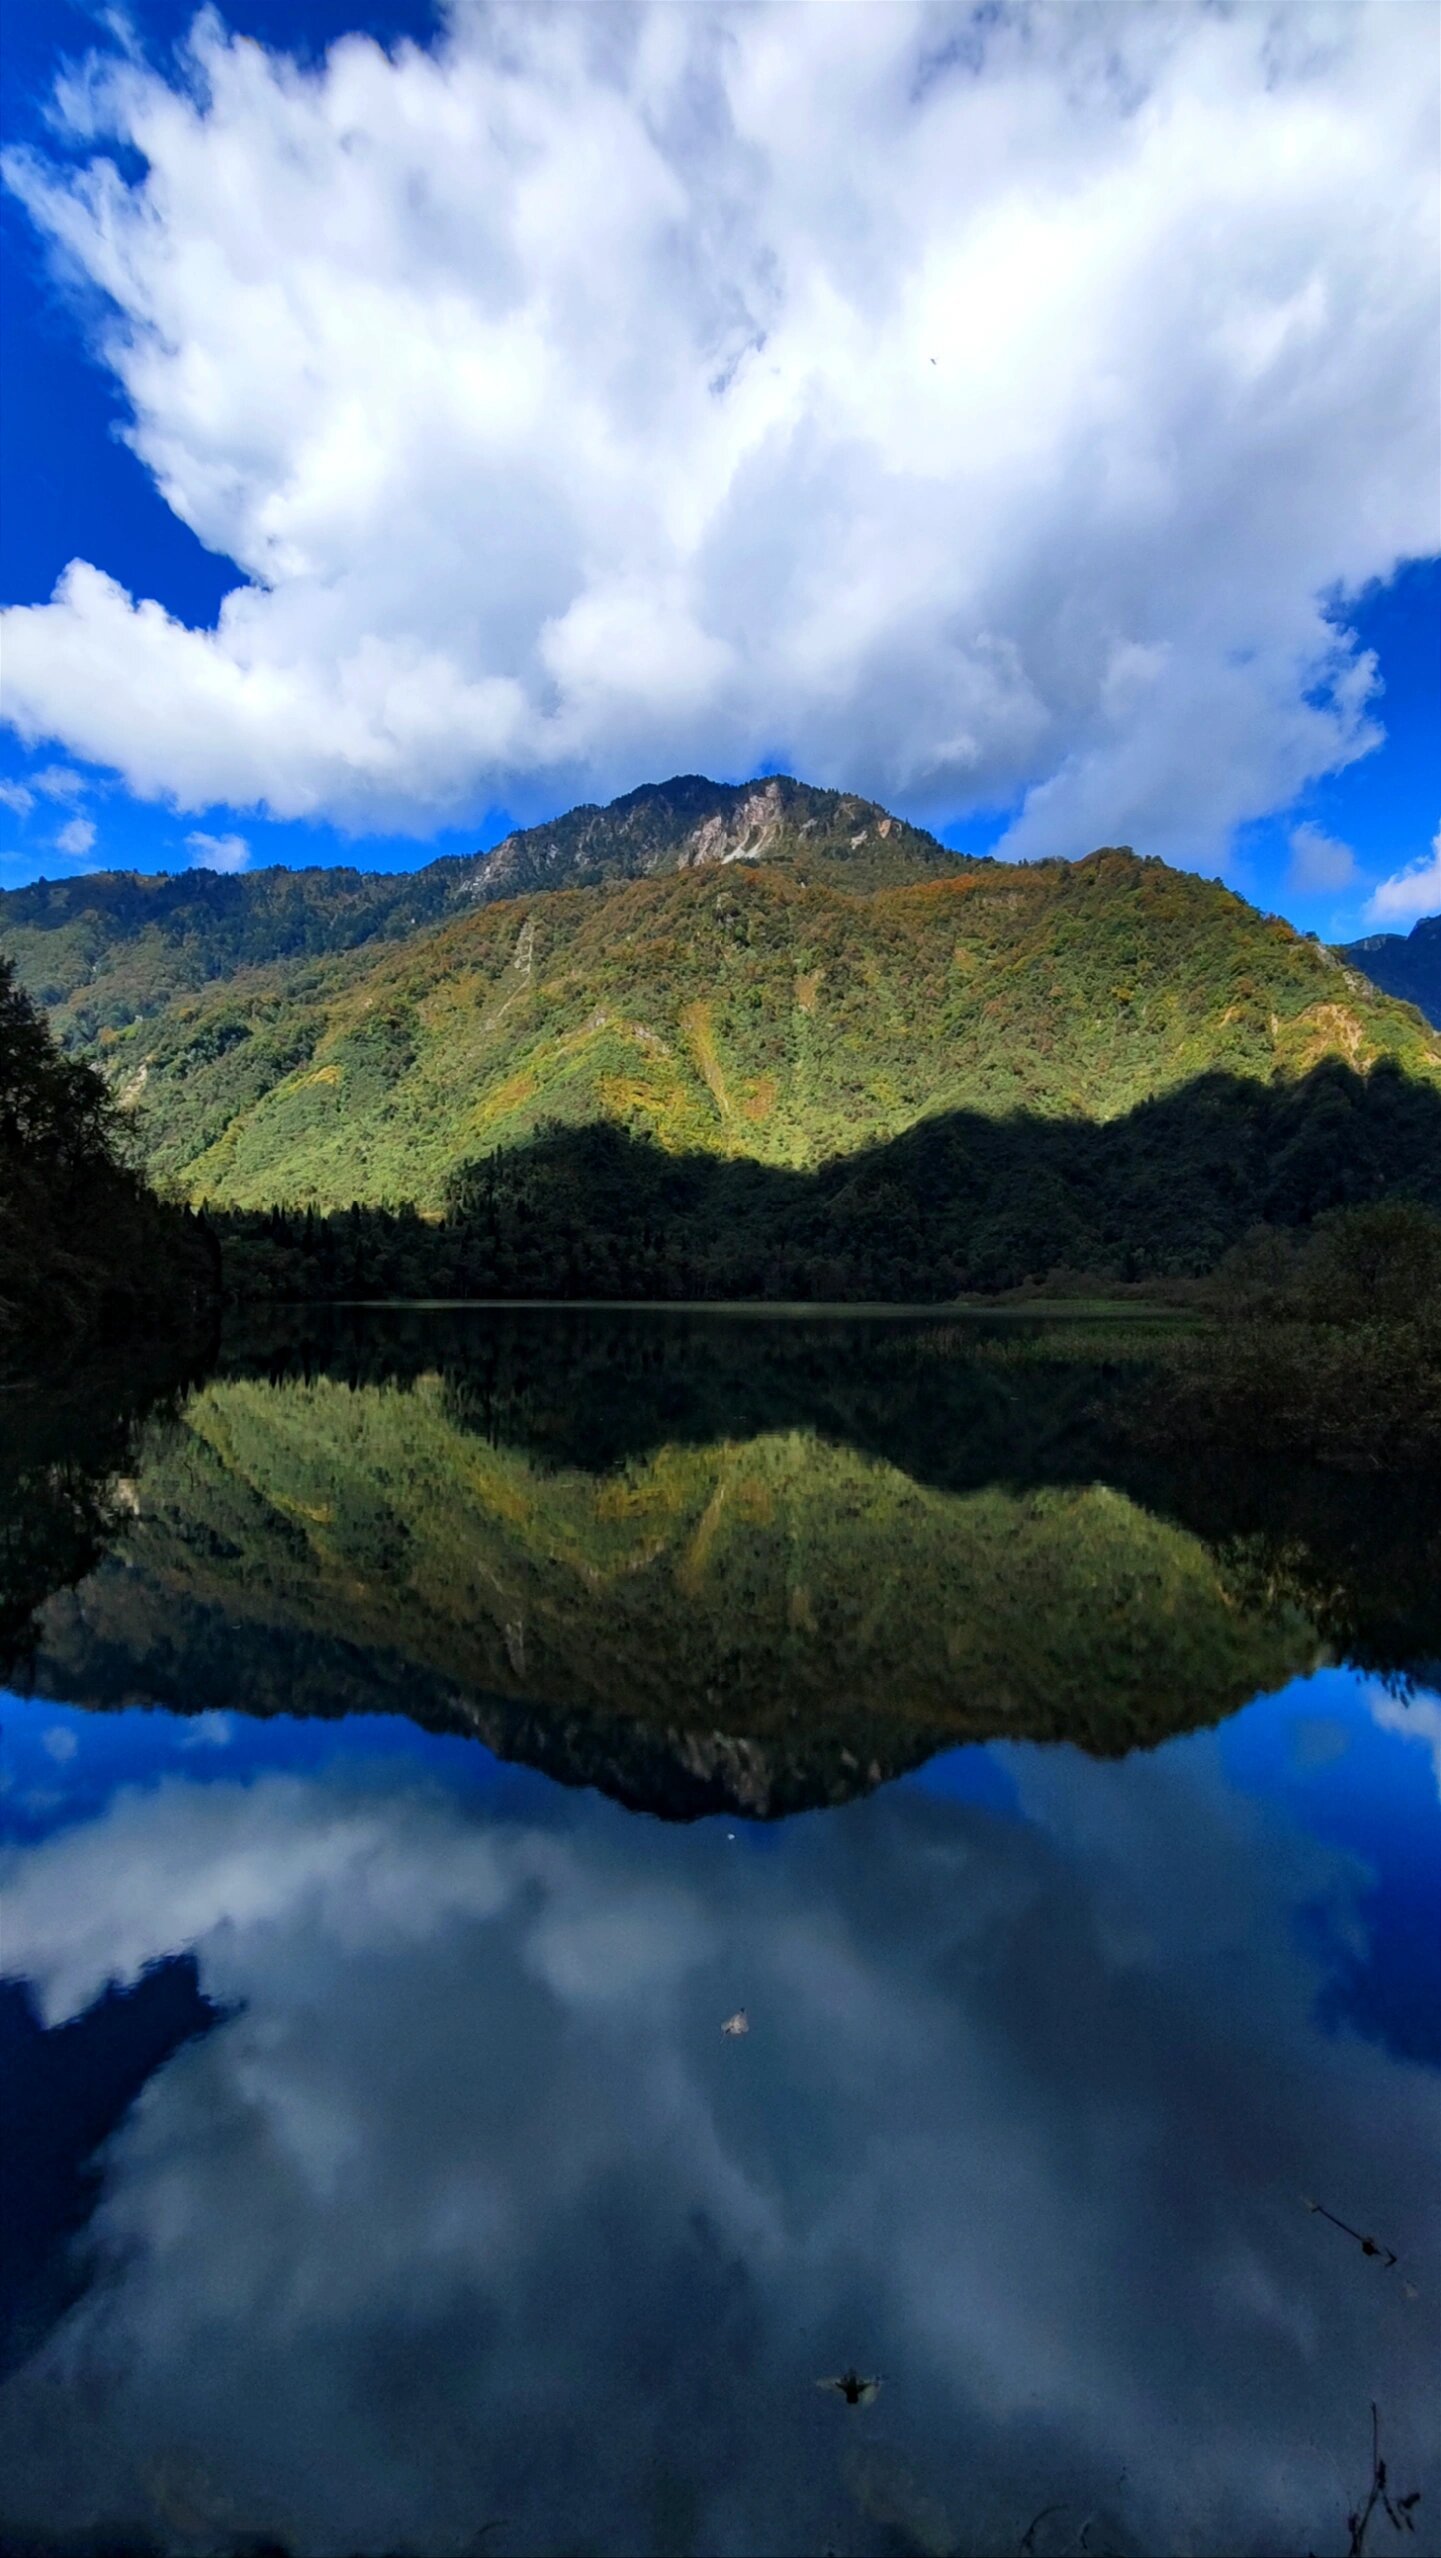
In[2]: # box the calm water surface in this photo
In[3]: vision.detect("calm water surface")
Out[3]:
[1,1311,1437,2558]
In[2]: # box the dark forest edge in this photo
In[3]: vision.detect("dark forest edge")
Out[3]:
[0,1346,207,1660]
[211,1059,1441,1302]
[1134,1200,1441,1469]
[0,957,217,1362]
[209,1073,1441,1469]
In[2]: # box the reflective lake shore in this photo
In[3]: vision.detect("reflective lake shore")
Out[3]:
[1,1311,1438,2556]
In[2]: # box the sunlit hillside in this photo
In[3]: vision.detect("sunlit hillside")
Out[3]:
[10,849,1436,1216]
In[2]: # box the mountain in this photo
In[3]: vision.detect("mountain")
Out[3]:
[468,771,967,900]
[1339,915,1441,1029]
[6,843,1437,1224]
[14,1364,1320,1819]
[0,775,968,1051]
[0,857,464,1049]
[5,778,1440,1295]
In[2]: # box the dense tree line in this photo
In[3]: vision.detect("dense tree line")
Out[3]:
[0,956,219,1360]
[1136,1197,1441,1468]
[214,1055,1441,1306]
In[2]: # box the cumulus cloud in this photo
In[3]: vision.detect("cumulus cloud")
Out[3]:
[185,827,249,872]
[1364,830,1441,925]
[0,3,1436,857]
[54,815,95,858]
[0,779,34,816]
[1287,820,1357,895]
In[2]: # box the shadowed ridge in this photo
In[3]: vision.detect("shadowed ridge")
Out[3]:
[1340,914,1441,1028]
[216,1054,1441,1302]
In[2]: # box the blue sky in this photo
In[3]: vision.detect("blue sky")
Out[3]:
[0,0,1436,934]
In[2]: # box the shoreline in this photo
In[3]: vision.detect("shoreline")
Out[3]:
[288,1294,1186,1322]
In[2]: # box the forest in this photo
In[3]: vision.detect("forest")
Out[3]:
[0,956,217,1360]
[6,836,1438,1215]
[214,1057,1441,1304]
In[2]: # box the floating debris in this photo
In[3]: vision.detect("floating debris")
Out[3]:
[817,2368,881,2406]
[1018,2506,1066,2555]
[721,2009,749,2037]
[1302,2196,1400,2271]
[1347,2403,1420,2554]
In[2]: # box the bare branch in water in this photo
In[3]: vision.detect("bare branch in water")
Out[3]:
[1302,2196,1400,2272]
[1346,2403,1421,2555]
[1018,2504,1066,2554]
[817,2368,881,2406]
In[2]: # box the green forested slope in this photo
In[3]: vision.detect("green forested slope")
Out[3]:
[0,774,966,1049]
[22,1370,1320,1813]
[31,850,1440,1214]
[0,861,460,1047]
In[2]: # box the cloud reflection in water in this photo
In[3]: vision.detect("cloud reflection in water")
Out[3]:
[0,1693,1437,2558]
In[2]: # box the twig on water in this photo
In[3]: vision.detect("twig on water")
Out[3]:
[1018,2505,1065,2554]
[1302,2197,1400,2271]
[1346,2403,1420,2555]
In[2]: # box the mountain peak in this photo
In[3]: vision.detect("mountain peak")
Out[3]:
[456,773,975,903]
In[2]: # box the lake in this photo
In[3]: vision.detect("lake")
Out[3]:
[2,1309,1438,2558]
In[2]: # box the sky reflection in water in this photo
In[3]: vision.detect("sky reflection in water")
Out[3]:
[1,1319,1437,2555]
[1,1664,1438,2558]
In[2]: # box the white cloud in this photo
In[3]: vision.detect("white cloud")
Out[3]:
[54,814,96,857]
[1364,830,1441,926]
[31,763,90,802]
[186,826,250,872]
[0,779,34,815]
[0,2,1435,858]
[1368,1679,1441,1802]
[1287,820,1357,894]
[180,1709,235,1747]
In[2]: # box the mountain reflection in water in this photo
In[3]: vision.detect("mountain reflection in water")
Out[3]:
[0,1309,1437,2557]
[6,1308,1441,1815]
